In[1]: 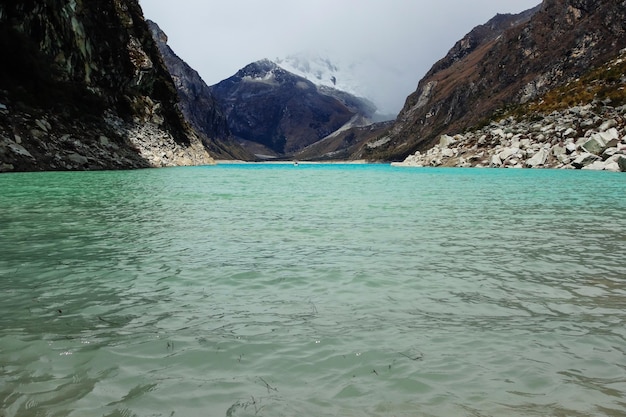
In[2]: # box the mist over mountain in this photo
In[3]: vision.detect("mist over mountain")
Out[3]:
[275,52,394,121]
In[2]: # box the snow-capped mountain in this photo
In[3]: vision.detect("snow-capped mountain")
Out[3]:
[275,52,394,121]
[275,52,363,98]
[210,59,376,157]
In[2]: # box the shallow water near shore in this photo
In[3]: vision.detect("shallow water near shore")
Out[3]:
[1,164,625,417]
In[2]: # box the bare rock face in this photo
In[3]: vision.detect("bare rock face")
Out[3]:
[368,0,626,161]
[0,0,213,172]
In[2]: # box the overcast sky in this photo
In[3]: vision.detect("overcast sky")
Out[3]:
[140,0,541,115]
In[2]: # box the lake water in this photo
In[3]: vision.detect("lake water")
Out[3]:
[1,164,625,417]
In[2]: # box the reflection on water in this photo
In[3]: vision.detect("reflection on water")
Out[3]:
[1,165,625,416]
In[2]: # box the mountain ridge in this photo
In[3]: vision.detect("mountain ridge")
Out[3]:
[364,0,626,162]
[147,20,252,160]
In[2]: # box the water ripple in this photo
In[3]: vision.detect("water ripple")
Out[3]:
[1,166,625,416]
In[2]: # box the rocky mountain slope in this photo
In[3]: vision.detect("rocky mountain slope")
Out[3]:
[147,20,252,160]
[394,50,626,171]
[0,0,213,172]
[294,120,393,161]
[210,59,377,159]
[366,0,626,162]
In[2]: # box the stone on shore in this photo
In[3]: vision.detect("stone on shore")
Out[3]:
[582,135,607,155]
[572,153,601,169]
[490,154,502,167]
[616,155,626,172]
[525,148,548,167]
[8,143,33,159]
[439,135,457,148]
[393,103,626,172]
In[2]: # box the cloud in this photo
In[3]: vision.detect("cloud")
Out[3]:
[140,0,541,114]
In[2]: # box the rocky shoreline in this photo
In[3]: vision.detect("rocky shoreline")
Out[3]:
[392,104,626,172]
[0,103,214,173]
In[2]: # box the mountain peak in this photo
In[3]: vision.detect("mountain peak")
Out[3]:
[234,59,300,86]
[210,59,377,157]
[244,58,279,73]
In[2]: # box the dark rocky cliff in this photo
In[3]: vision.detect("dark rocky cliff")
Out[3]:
[147,20,251,160]
[366,0,626,161]
[0,0,213,172]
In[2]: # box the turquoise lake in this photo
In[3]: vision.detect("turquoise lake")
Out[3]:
[1,164,625,416]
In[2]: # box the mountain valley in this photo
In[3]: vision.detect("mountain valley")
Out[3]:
[0,0,625,171]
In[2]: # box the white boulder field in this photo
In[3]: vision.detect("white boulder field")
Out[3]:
[393,104,626,172]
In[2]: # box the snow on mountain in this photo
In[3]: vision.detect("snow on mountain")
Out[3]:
[275,52,362,96]
[275,52,394,121]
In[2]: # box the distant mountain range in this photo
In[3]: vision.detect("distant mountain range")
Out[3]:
[275,53,360,98]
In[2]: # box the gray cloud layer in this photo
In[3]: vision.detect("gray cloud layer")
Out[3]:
[140,0,540,114]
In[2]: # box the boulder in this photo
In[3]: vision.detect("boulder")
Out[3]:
[598,128,620,143]
[605,138,620,149]
[602,147,619,160]
[525,147,549,167]
[556,153,571,164]
[565,143,578,154]
[552,145,566,156]
[599,119,617,131]
[491,128,506,138]
[441,148,455,158]
[562,127,577,138]
[582,160,607,170]
[35,119,51,132]
[458,157,472,168]
[498,147,521,161]
[582,134,607,155]
[439,134,457,148]
[490,154,502,167]
[68,152,89,165]
[604,161,621,172]
[616,155,626,172]
[8,143,33,158]
[572,152,601,169]
[506,158,520,167]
